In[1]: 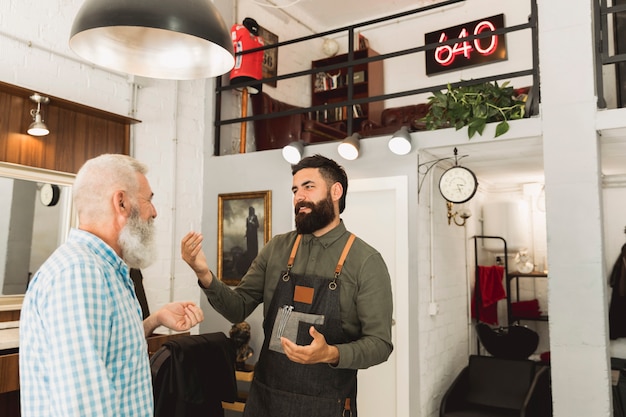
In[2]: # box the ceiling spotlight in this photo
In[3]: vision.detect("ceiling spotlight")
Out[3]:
[282,141,304,164]
[27,93,50,137]
[338,133,361,160]
[388,126,412,155]
[69,0,235,80]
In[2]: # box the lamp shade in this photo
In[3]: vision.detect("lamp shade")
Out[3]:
[338,133,360,160]
[69,0,235,80]
[388,126,412,155]
[282,141,304,164]
[27,114,49,136]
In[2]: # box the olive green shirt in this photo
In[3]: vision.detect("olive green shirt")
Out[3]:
[201,221,393,370]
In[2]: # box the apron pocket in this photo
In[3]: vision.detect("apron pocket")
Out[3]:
[269,310,325,353]
[246,378,346,417]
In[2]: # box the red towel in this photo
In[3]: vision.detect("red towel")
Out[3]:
[511,299,541,318]
[471,265,506,325]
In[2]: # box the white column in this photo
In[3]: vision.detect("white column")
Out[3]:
[538,0,612,415]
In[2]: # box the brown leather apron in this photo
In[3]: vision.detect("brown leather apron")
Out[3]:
[244,234,358,417]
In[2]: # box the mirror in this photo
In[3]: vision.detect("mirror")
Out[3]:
[0,162,75,296]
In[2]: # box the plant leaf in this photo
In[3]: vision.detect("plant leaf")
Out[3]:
[495,121,510,137]
[468,125,477,139]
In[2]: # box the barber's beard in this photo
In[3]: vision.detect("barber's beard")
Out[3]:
[294,193,335,235]
[118,207,156,269]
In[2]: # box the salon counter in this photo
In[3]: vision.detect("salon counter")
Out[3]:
[0,327,19,351]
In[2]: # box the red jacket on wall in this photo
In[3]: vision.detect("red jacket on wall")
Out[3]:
[230,18,264,83]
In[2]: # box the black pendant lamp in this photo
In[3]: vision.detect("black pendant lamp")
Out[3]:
[69,0,235,80]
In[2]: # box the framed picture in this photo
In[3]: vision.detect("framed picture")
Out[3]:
[258,25,278,88]
[218,191,272,285]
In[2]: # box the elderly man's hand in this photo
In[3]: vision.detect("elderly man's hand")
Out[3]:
[144,301,204,336]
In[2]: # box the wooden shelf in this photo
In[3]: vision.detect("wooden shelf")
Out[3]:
[311,48,384,128]
[222,364,254,412]
[507,273,549,325]
[235,364,255,382]
[222,400,246,412]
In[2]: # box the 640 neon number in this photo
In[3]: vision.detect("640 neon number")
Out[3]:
[425,14,507,75]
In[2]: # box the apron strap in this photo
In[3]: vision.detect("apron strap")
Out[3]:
[286,233,355,278]
[287,234,302,271]
[334,234,356,277]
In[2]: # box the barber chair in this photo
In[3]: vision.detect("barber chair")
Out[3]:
[439,355,552,417]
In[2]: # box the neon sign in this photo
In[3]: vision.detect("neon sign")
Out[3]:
[425,14,507,75]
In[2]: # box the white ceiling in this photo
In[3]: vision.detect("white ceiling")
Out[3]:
[266,0,440,33]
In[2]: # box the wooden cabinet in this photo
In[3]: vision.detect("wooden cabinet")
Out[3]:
[311,48,384,130]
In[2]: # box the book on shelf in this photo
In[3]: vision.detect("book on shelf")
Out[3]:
[314,72,327,92]
[314,71,349,92]
[353,104,363,117]
[311,104,365,123]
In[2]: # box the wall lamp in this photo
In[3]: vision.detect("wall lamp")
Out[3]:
[69,0,235,80]
[446,202,472,226]
[388,126,412,155]
[27,93,50,137]
[338,133,361,160]
[282,141,305,164]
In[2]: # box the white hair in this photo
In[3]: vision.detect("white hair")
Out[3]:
[73,154,148,224]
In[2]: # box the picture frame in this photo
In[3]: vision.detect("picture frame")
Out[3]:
[218,191,272,285]
[258,25,278,88]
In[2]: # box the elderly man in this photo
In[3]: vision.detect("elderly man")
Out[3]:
[20,154,203,417]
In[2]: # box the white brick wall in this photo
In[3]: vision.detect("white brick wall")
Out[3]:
[0,0,207,326]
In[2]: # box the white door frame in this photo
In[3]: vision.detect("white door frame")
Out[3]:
[349,176,409,417]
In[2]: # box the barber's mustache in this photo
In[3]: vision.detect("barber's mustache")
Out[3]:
[294,201,315,215]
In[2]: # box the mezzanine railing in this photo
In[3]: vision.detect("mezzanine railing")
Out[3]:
[214,0,540,155]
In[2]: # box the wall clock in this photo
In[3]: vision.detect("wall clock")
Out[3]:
[439,165,478,203]
[40,183,60,207]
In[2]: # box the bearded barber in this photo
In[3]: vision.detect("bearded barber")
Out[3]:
[182,154,393,417]
[20,154,204,417]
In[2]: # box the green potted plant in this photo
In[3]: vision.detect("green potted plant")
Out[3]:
[421,81,527,139]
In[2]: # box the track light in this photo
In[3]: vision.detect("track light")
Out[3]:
[27,93,50,137]
[338,133,360,160]
[388,126,412,155]
[69,0,235,80]
[282,141,305,164]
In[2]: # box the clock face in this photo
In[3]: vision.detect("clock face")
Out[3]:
[439,166,478,203]
[40,183,60,207]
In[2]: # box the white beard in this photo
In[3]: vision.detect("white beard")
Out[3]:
[118,207,156,269]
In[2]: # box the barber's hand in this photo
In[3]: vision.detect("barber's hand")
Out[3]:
[181,231,212,287]
[281,326,339,366]
[157,301,204,331]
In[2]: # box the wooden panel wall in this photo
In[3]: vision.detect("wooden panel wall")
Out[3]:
[0,82,139,416]
[0,81,139,174]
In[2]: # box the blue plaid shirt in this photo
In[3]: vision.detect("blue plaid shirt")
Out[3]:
[19,229,152,417]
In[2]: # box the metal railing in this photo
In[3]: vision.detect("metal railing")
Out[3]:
[214,0,540,155]
[595,0,626,108]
